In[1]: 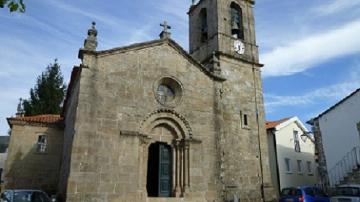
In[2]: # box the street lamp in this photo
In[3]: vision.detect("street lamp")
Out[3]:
[301,132,314,143]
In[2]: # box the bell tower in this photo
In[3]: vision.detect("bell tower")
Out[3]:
[188,0,276,201]
[189,0,258,65]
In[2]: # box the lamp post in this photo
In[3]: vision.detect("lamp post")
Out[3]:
[300,132,315,144]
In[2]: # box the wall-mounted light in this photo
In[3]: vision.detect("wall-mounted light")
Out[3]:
[301,132,314,143]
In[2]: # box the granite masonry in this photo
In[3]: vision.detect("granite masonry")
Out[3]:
[5,0,276,201]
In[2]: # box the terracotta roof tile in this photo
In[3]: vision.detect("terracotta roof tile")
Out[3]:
[7,114,63,127]
[266,117,291,130]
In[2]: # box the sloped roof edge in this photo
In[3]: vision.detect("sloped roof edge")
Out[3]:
[79,38,226,82]
[7,114,64,128]
[266,117,290,130]
[308,88,360,124]
[275,116,309,133]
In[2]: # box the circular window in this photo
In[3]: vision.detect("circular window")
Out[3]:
[157,84,175,103]
[154,77,182,107]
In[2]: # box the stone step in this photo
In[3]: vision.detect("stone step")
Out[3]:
[147,198,186,202]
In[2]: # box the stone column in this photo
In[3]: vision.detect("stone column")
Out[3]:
[173,140,180,196]
[179,140,184,196]
[184,140,190,192]
[182,140,186,191]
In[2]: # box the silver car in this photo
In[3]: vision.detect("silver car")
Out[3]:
[331,185,360,202]
[0,190,52,202]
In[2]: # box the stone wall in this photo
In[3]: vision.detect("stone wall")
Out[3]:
[218,55,274,202]
[58,67,81,200]
[4,124,63,194]
[66,42,220,202]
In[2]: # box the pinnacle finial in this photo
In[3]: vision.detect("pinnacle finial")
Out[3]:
[83,21,98,51]
[16,98,24,117]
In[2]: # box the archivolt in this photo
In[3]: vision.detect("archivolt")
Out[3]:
[139,109,192,139]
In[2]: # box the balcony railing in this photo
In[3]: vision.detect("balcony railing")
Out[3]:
[328,146,360,187]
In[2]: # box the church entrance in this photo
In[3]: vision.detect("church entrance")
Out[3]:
[147,142,172,197]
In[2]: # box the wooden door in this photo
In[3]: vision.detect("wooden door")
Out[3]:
[158,144,172,197]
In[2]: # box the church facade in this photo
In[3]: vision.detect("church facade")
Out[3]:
[5,0,276,201]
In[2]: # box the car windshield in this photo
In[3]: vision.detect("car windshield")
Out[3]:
[13,191,33,202]
[1,191,12,202]
[281,188,302,196]
[336,187,360,197]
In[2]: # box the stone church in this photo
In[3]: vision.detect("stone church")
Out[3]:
[5,0,276,201]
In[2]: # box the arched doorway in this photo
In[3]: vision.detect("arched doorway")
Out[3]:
[140,109,194,198]
[146,142,172,197]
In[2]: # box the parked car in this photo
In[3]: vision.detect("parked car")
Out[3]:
[331,184,360,202]
[280,186,330,202]
[0,190,54,202]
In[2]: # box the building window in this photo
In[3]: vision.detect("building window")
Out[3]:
[230,2,244,40]
[307,161,312,174]
[297,160,303,173]
[285,158,291,173]
[240,111,249,129]
[36,135,47,153]
[157,84,175,103]
[199,8,208,43]
[294,130,301,152]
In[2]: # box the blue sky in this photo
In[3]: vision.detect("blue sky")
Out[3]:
[0,0,359,135]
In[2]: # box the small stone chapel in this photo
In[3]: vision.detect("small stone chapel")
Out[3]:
[5,0,276,201]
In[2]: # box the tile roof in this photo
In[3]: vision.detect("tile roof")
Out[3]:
[7,114,63,127]
[266,117,291,130]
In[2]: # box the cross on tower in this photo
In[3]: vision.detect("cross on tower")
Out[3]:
[160,21,171,33]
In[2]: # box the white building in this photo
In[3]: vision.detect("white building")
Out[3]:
[267,117,317,196]
[308,88,360,187]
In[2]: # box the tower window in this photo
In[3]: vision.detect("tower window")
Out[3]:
[230,2,244,40]
[199,8,208,43]
[240,111,250,129]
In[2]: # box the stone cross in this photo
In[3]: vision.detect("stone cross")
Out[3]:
[159,21,172,39]
[160,21,171,33]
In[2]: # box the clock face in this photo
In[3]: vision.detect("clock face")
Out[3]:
[234,40,245,55]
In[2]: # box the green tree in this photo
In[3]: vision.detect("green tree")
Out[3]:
[0,0,25,12]
[23,59,67,116]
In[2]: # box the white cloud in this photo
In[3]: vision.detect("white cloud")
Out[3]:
[155,0,188,26]
[314,0,360,15]
[265,82,360,108]
[45,0,125,28]
[128,24,154,44]
[261,19,360,77]
[265,66,360,111]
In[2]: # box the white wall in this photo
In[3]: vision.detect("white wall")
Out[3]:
[275,119,317,190]
[319,91,360,180]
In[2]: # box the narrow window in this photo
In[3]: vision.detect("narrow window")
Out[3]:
[307,161,312,174]
[240,111,249,128]
[230,2,244,40]
[285,158,291,173]
[294,130,301,152]
[37,135,47,153]
[297,160,302,173]
[200,8,208,43]
[243,114,248,126]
